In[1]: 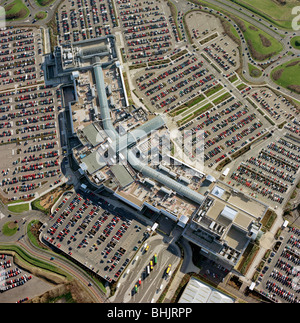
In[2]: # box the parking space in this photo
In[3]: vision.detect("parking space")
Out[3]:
[0,254,52,303]
[0,254,32,294]
[284,117,300,137]
[173,95,269,168]
[185,10,240,74]
[0,28,43,90]
[42,191,149,283]
[116,0,176,67]
[0,27,62,202]
[202,37,238,74]
[258,227,300,303]
[0,85,61,201]
[229,136,300,205]
[199,258,229,284]
[135,51,216,112]
[56,0,117,44]
[250,88,298,125]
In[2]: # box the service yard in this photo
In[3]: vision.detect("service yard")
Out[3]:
[42,191,149,283]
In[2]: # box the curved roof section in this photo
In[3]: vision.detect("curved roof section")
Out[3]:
[117,115,166,152]
[206,175,216,182]
[93,63,118,141]
[128,151,205,205]
[93,64,205,206]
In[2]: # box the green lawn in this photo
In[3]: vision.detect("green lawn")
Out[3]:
[240,18,283,60]
[192,0,283,60]
[230,0,296,29]
[212,92,232,105]
[290,36,300,50]
[0,244,70,279]
[204,84,223,97]
[7,203,29,213]
[4,0,29,20]
[2,221,18,236]
[228,74,238,83]
[36,0,56,6]
[178,102,212,126]
[35,11,47,20]
[248,63,262,77]
[271,59,300,93]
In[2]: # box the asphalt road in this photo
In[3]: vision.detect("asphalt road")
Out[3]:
[2,0,300,303]
[110,234,181,303]
[173,0,300,100]
[0,202,108,303]
[5,0,300,100]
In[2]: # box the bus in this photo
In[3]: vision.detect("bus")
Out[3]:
[150,260,153,271]
[154,254,158,265]
[134,284,138,293]
[144,245,149,252]
[147,265,150,275]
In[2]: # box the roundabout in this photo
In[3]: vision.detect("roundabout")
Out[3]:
[2,221,19,236]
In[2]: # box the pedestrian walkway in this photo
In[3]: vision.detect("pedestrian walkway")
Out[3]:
[243,211,284,283]
[163,270,185,303]
[163,237,199,302]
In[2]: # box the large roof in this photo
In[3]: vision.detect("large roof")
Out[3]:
[80,150,106,174]
[128,151,205,205]
[81,123,105,147]
[211,185,225,198]
[117,115,166,152]
[221,205,238,222]
[93,62,205,206]
[110,164,134,188]
[93,64,118,140]
[178,277,235,303]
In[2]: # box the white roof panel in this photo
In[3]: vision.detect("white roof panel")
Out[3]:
[211,186,225,198]
[179,277,235,303]
[221,205,237,222]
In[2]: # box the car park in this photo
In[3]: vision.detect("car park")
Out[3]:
[0,255,32,294]
[230,136,300,205]
[56,0,117,45]
[258,227,300,303]
[174,94,269,168]
[0,28,62,201]
[42,191,149,283]
[251,88,298,125]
